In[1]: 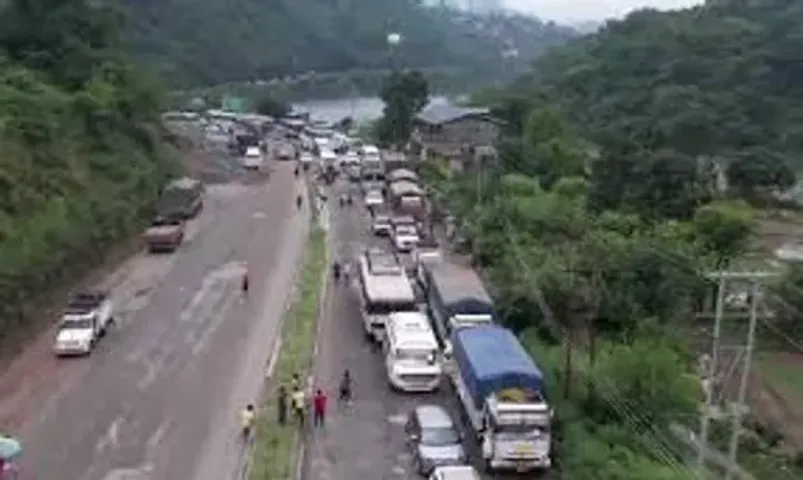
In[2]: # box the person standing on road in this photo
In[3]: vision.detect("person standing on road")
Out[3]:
[277,385,288,425]
[312,389,328,428]
[296,194,303,210]
[291,387,306,427]
[339,369,352,406]
[241,270,250,297]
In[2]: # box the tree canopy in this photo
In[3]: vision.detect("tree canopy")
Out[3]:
[418,0,803,477]
[0,0,179,345]
[118,2,577,87]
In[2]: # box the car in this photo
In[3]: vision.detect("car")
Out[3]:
[428,466,481,480]
[372,214,392,236]
[406,405,467,476]
[393,224,420,252]
[365,189,385,207]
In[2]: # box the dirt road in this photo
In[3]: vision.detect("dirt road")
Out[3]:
[0,157,308,480]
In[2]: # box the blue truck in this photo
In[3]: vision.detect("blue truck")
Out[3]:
[449,324,552,472]
[421,262,499,347]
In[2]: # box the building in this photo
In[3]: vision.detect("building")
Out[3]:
[411,101,500,173]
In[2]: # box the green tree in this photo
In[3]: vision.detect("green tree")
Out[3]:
[376,70,429,147]
[692,200,755,267]
[254,94,290,118]
[726,147,796,198]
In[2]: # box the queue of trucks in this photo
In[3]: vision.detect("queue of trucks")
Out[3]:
[351,152,553,473]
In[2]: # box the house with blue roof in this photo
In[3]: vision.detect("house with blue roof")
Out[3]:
[410,100,500,173]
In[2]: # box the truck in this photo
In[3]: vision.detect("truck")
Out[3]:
[157,177,204,219]
[421,262,498,348]
[143,216,185,253]
[449,325,552,472]
[53,291,115,356]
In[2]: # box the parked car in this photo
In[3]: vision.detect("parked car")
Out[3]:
[406,405,467,476]
[428,466,481,480]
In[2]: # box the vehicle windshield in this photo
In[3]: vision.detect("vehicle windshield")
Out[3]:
[366,301,417,316]
[396,226,417,236]
[61,318,93,330]
[421,426,459,446]
[151,218,181,227]
[396,348,437,363]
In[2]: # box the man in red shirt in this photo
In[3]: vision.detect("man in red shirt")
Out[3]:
[312,389,327,428]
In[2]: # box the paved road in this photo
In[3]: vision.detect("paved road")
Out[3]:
[0,157,308,480]
[301,177,518,480]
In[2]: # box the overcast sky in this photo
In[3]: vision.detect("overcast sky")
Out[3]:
[503,0,703,23]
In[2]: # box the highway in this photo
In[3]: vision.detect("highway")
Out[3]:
[0,148,307,480]
[301,175,518,480]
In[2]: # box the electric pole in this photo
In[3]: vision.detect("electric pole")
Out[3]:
[696,270,776,479]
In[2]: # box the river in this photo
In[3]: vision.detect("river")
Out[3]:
[294,95,449,123]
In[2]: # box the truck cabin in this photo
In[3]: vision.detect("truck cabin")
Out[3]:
[485,389,551,433]
[59,316,96,331]
[64,292,106,315]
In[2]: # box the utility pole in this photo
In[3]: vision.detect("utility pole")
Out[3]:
[696,270,776,479]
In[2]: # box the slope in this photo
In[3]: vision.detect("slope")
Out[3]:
[119,0,577,87]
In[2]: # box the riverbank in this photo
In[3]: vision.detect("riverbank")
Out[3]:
[167,66,496,111]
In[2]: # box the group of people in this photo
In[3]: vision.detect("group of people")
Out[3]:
[242,369,351,437]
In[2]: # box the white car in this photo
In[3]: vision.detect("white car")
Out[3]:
[54,291,114,356]
[393,224,420,252]
[242,146,263,170]
[372,214,392,236]
[365,190,385,207]
[429,466,481,480]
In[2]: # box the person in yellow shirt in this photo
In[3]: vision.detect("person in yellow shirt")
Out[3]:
[240,404,256,440]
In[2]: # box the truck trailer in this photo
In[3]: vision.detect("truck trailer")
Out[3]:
[449,325,552,473]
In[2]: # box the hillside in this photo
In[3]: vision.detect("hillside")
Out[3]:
[0,0,178,344]
[528,0,803,171]
[119,1,577,87]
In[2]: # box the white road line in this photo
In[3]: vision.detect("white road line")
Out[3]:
[191,291,237,356]
[146,420,171,451]
[265,337,282,378]
[95,416,123,453]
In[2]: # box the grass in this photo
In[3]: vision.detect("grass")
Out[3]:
[756,352,803,406]
[249,227,327,480]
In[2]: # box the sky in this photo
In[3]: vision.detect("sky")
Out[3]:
[502,0,703,23]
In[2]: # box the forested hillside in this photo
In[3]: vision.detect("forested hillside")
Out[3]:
[423,0,803,477]
[529,0,803,177]
[119,0,576,87]
[0,0,178,344]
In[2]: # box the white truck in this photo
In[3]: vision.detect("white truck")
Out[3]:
[449,324,552,473]
[53,291,115,356]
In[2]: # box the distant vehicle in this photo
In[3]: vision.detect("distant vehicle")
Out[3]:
[157,177,204,219]
[421,263,497,348]
[390,180,425,216]
[53,291,114,356]
[450,325,552,472]
[357,248,417,341]
[393,224,420,253]
[383,312,442,392]
[143,216,185,253]
[277,143,295,160]
[319,149,337,170]
[428,466,481,480]
[299,152,315,167]
[372,213,393,236]
[406,405,467,475]
[243,146,263,170]
[365,189,385,208]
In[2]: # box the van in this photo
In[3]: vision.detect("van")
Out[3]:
[243,146,263,170]
[383,312,442,392]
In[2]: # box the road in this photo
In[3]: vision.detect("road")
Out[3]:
[301,176,519,480]
[0,152,307,480]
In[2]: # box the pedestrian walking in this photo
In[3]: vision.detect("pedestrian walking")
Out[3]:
[291,387,306,427]
[277,385,288,425]
[296,194,303,210]
[241,271,250,297]
[339,369,352,405]
[312,389,328,428]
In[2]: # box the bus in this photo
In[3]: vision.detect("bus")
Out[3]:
[358,248,417,342]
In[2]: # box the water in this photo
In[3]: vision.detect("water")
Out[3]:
[294,96,449,123]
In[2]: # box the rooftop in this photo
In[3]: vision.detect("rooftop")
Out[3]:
[415,101,491,126]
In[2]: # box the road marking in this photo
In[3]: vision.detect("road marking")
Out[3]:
[387,413,407,425]
[95,416,123,453]
[252,211,266,219]
[146,420,170,451]
[391,465,407,476]
[191,291,237,356]
[265,337,282,378]
[100,464,154,480]
[137,357,163,391]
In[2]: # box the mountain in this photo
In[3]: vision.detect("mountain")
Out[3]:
[526,0,803,167]
[118,0,577,87]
